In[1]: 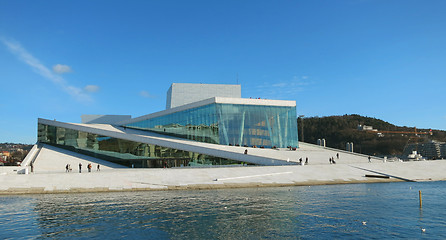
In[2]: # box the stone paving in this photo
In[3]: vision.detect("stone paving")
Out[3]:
[1,144,446,194]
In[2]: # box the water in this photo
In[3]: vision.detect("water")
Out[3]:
[1,181,445,239]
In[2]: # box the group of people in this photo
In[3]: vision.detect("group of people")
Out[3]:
[298,157,308,165]
[329,153,340,164]
[66,163,100,173]
[65,164,72,172]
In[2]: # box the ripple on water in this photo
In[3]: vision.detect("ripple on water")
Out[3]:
[0,181,446,239]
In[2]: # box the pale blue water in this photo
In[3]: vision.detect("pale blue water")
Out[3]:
[1,181,445,239]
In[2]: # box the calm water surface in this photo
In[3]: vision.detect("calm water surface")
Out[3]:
[1,181,446,239]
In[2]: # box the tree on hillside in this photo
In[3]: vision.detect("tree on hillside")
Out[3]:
[298,114,445,157]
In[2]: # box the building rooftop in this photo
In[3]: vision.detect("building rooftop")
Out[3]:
[119,97,296,126]
[166,83,241,109]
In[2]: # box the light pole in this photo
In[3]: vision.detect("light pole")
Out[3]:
[299,115,304,142]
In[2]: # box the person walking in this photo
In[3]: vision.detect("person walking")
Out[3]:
[305,157,308,165]
[66,164,69,173]
[88,163,92,172]
[97,164,100,171]
[79,163,82,173]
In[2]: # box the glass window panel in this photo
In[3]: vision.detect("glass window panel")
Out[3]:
[37,123,246,168]
[124,102,298,148]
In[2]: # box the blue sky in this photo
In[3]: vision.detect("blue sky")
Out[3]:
[1,0,446,144]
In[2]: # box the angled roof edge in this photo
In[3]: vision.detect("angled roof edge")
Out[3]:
[37,118,294,166]
[118,97,296,126]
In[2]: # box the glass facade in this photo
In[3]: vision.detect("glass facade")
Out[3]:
[37,124,244,168]
[125,103,298,148]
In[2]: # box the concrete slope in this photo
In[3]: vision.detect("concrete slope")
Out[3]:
[2,160,446,194]
[38,118,377,167]
[33,144,127,173]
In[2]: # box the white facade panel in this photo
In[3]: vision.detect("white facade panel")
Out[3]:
[81,115,132,124]
[166,83,241,109]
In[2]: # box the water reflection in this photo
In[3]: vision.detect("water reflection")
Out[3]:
[1,182,446,239]
[31,189,306,239]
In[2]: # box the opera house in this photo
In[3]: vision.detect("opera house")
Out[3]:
[10,83,425,194]
[31,83,300,168]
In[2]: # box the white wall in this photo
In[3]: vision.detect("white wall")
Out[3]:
[166,83,241,109]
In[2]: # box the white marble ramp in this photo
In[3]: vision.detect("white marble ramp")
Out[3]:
[2,160,446,194]
[28,142,377,173]
[40,118,379,167]
[32,144,126,173]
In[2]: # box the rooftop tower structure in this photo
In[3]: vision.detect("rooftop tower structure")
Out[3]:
[166,83,241,109]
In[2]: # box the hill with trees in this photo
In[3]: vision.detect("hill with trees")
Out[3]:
[0,143,33,166]
[298,114,446,157]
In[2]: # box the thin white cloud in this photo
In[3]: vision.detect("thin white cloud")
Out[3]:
[271,82,287,88]
[1,38,92,102]
[252,76,313,99]
[53,64,72,74]
[84,85,100,93]
[139,90,154,98]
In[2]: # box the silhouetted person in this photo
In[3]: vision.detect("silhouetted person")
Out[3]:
[305,157,308,165]
[79,163,82,173]
[97,164,100,171]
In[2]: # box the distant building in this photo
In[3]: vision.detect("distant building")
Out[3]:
[1,151,10,157]
[0,151,9,164]
[403,140,446,160]
[357,124,377,131]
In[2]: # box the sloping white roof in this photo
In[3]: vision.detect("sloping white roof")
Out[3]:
[38,118,295,166]
[38,118,375,167]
